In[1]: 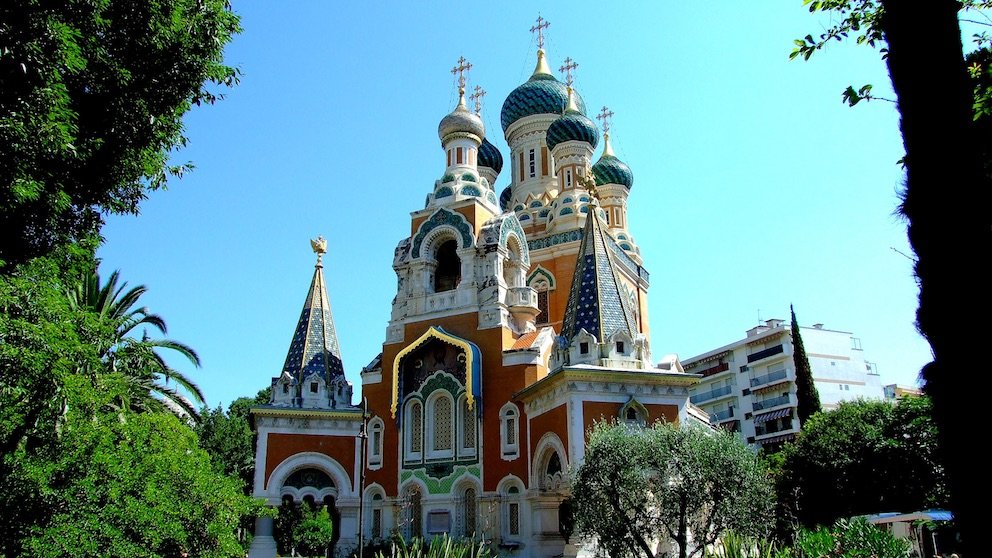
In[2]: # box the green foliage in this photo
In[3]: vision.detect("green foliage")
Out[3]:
[571,421,775,558]
[776,398,947,533]
[0,0,241,268]
[379,534,493,558]
[793,517,910,558]
[704,531,787,558]
[790,306,821,425]
[294,506,336,557]
[196,388,271,488]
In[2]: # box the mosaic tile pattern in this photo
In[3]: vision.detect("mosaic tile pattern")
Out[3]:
[411,208,474,258]
[281,266,345,382]
[479,138,504,173]
[592,154,633,189]
[500,73,587,132]
[546,111,600,151]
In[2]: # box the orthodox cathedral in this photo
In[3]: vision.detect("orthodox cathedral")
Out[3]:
[249,20,705,558]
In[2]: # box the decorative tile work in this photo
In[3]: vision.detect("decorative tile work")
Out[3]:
[442,174,456,183]
[546,111,600,151]
[401,465,482,495]
[527,228,583,251]
[461,185,482,197]
[487,190,499,206]
[479,138,504,173]
[501,74,587,132]
[559,207,574,216]
[435,186,454,198]
[592,154,633,189]
[411,208,474,258]
[281,266,345,383]
[461,173,476,182]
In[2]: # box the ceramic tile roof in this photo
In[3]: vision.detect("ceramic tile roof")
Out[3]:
[281,261,344,383]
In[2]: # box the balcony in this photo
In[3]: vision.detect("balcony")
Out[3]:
[710,408,735,422]
[746,344,784,364]
[752,394,792,412]
[690,384,734,404]
[699,362,730,378]
[506,286,538,309]
[750,368,788,388]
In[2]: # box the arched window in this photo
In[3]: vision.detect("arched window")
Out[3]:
[462,486,477,537]
[433,239,460,292]
[368,419,384,468]
[406,400,423,461]
[500,404,519,459]
[427,393,454,459]
[504,485,521,538]
[458,396,476,457]
[370,492,383,539]
[405,486,422,539]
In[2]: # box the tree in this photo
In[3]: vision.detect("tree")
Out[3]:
[789,305,821,425]
[67,268,206,421]
[776,398,948,532]
[197,388,272,489]
[0,0,241,269]
[792,3,990,551]
[571,421,775,558]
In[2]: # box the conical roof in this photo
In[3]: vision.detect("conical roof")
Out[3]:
[281,248,345,382]
[560,201,639,343]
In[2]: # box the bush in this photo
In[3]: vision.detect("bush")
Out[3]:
[794,517,910,558]
[375,534,492,558]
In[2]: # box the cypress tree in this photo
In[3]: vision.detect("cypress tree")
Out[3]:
[791,305,822,425]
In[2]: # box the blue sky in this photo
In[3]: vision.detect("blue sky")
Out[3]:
[97,2,931,410]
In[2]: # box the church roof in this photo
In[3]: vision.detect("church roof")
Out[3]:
[560,201,639,344]
[281,251,345,383]
[500,50,587,132]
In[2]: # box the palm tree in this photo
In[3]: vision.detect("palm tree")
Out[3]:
[67,269,205,422]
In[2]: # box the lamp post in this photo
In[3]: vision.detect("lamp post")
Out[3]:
[357,397,370,558]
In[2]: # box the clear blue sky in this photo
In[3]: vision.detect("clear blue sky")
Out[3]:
[97,2,932,410]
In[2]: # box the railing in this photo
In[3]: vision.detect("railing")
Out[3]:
[710,408,734,422]
[506,286,538,309]
[700,362,730,378]
[747,344,784,363]
[752,394,791,411]
[690,384,733,404]
[750,368,788,387]
[756,419,796,437]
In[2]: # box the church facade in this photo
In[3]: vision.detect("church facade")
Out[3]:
[248,26,704,558]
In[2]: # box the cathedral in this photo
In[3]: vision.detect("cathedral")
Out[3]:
[248,21,706,558]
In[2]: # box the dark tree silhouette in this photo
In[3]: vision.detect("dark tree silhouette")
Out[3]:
[790,305,821,425]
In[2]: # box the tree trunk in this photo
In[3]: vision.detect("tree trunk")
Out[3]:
[879,2,987,554]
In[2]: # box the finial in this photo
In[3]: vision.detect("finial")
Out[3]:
[596,106,614,134]
[311,235,328,266]
[559,57,578,88]
[581,163,599,200]
[451,56,473,101]
[565,86,579,113]
[469,85,486,115]
[530,15,550,51]
[532,48,553,77]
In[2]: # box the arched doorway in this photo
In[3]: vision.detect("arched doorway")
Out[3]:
[274,467,340,557]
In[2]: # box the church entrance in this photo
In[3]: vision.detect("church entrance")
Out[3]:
[274,468,340,557]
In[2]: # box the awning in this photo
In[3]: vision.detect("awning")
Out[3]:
[750,380,790,396]
[866,510,953,524]
[754,407,792,424]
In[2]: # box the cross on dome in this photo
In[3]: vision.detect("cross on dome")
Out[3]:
[596,106,615,134]
[559,57,578,87]
[469,85,486,114]
[451,56,473,92]
[530,15,550,51]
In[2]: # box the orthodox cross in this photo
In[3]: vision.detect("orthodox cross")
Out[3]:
[530,15,550,50]
[469,85,486,114]
[596,106,615,134]
[559,57,578,87]
[451,56,472,91]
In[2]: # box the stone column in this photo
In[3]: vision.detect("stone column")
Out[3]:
[247,515,277,558]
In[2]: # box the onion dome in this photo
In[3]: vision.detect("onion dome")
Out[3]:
[546,87,599,152]
[501,49,587,132]
[439,89,485,144]
[478,137,504,173]
[592,133,633,189]
[500,186,512,212]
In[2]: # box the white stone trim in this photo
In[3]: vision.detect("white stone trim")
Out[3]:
[263,452,353,506]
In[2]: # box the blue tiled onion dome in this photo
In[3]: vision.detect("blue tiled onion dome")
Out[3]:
[478,137,504,173]
[500,186,512,211]
[501,74,587,132]
[592,154,633,190]
[546,110,599,152]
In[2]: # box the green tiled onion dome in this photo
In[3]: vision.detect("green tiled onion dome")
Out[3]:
[592,133,633,189]
[501,50,587,132]
[500,186,512,212]
[546,91,599,151]
[439,91,485,142]
[478,138,504,174]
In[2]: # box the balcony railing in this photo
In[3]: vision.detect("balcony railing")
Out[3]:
[700,362,730,378]
[747,344,784,363]
[690,384,733,404]
[506,286,538,309]
[755,419,796,437]
[752,394,791,411]
[710,408,735,422]
[750,368,788,387]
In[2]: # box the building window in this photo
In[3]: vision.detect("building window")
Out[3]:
[282,384,289,394]
[456,147,464,165]
[459,396,476,455]
[541,146,549,175]
[462,487,477,537]
[505,485,521,537]
[447,149,452,167]
[405,487,422,538]
[616,341,625,354]
[371,493,383,538]
[469,148,476,166]
[430,394,454,455]
[500,404,519,458]
[369,419,383,466]
[565,168,572,188]
[310,382,318,393]
[580,342,589,354]
[528,149,536,178]
[407,400,423,458]
[433,239,461,292]
[536,289,549,324]
[626,407,638,421]
[518,152,525,182]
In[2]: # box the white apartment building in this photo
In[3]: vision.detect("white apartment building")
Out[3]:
[682,318,884,449]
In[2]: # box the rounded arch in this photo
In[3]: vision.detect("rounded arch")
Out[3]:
[496,473,525,495]
[425,389,455,458]
[532,432,568,491]
[527,265,556,291]
[411,208,474,258]
[265,452,353,505]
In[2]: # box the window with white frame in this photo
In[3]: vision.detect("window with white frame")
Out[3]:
[427,392,454,459]
[462,486,477,538]
[406,400,423,461]
[502,484,522,538]
[369,418,384,467]
[458,396,477,457]
[500,403,520,459]
[370,492,383,539]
